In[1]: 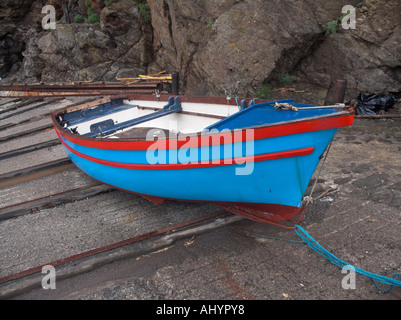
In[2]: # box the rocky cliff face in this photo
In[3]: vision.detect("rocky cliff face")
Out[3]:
[0,0,43,78]
[1,0,400,104]
[295,0,401,103]
[1,0,153,83]
[147,0,354,97]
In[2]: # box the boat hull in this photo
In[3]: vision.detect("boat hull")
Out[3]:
[52,96,354,224]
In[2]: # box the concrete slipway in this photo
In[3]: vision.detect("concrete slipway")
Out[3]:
[0,97,400,303]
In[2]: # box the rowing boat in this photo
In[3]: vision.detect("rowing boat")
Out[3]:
[51,95,354,224]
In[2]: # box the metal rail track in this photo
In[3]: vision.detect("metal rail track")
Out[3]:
[0,96,239,299]
[0,99,63,121]
[0,98,43,115]
[0,97,102,218]
[0,210,237,299]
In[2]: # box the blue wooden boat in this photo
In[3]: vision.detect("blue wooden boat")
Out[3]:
[51,95,354,224]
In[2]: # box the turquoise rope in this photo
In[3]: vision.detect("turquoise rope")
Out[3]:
[295,225,401,293]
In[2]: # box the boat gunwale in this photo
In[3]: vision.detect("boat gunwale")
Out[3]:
[50,95,355,146]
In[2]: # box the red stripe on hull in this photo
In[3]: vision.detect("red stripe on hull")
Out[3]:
[59,133,314,170]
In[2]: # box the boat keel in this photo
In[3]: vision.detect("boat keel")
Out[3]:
[219,203,306,227]
[142,195,167,205]
[139,191,306,226]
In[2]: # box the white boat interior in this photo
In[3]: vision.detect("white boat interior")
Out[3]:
[64,99,241,138]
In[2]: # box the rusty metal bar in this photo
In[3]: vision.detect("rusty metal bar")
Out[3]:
[1,82,161,90]
[0,89,156,98]
[172,72,179,95]
[0,82,162,98]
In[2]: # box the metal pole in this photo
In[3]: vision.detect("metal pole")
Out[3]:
[334,79,347,104]
[172,72,179,95]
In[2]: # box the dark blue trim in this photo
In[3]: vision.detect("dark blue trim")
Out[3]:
[90,119,115,135]
[63,99,136,126]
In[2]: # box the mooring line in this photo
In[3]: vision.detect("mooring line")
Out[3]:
[254,226,401,293]
[294,225,401,293]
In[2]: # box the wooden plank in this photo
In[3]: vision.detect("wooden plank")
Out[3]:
[66,96,111,113]
[139,75,172,80]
